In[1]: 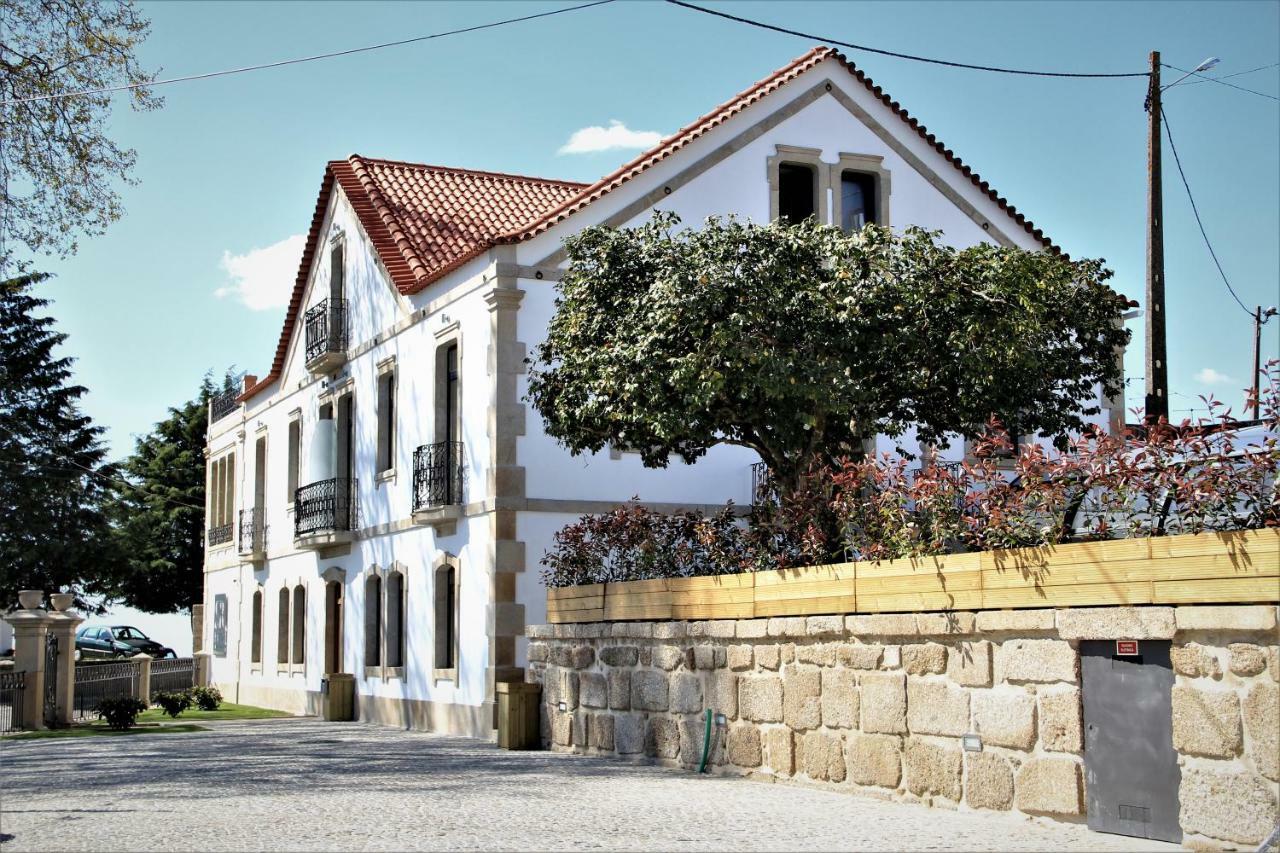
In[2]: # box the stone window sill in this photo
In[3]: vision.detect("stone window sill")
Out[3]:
[433,667,457,683]
[376,468,397,485]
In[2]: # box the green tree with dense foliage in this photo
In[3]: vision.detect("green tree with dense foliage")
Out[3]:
[106,373,233,613]
[528,215,1131,499]
[1,0,161,269]
[0,272,120,608]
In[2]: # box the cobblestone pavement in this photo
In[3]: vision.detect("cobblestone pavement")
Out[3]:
[0,718,1179,852]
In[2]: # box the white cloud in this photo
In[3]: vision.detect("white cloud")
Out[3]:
[215,234,306,311]
[1195,367,1235,385]
[557,120,664,155]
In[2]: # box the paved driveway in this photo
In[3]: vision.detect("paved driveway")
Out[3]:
[0,718,1177,852]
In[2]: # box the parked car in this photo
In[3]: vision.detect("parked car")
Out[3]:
[75,625,176,660]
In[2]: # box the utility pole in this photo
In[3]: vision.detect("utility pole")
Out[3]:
[1144,50,1168,422]
[1251,305,1279,420]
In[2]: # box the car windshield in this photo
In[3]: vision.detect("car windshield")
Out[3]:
[113,627,148,640]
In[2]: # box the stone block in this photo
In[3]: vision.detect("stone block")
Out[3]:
[552,712,573,746]
[550,645,595,669]
[904,739,962,800]
[727,645,753,671]
[631,671,670,712]
[1000,639,1078,684]
[1175,605,1277,632]
[572,712,589,748]
[579,623,611,639]
[1171,643,1221,679]
[837,644,883,670]
[796,643,836,667]
[1038,687,1082,753]
[800,730,847,782]
[653,646,684,671]
[736,619,768,639]
[765,727,794,776]
[907,679,971,737]
[727,724,762,768]
[965,752,1014,811]
[947,640,992,688]
[915,612,976,636]
[820,668,859,729]
[780,644,796,664]
[653,622,687,640]
[860,672,907,734]
[589,714,615,751]
[707,671,737,719]
[903,643,947,675]
[768,617,806,637]
[688,620,736,639]
[645,717,680,759]
[1015,757,1082,815]
[612,622,652,638]
[526,624,555,639]
[670,673,703,714]
[881,646,902,669]
[527,642,548,663]
[974,609,1056,632]
[544,669,579,710]
[580,673,608,709]
[679,716,724,767]
[1244,681,1279,781]
[1230,643,1267,677]
[1270,646,1279,683]
[755,645,781,670]
[970,689,1035,750]
[847,614,917,636]
[739,676,783,723]
[599,646,639,667]
[608,670,630,710]
[1179,766,1278,846]
[847,733,901,788]
[1172,685,1241,758]
[615,715,644,754]
[1055,606,1175,640]
[807,615,845,638]
[783,665,823,731]
[693,645,718,670]
[638,647,651,667]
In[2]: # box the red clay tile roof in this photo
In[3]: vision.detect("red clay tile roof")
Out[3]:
[242,47,1070,402]
[239,158,585,401]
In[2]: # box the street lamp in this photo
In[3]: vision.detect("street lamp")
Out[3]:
[1162,57,1221,91]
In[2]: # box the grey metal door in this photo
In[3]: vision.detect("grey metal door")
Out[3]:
[1081,640,1181,844]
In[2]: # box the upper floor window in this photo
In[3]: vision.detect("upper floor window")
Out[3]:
[286,416,301,502]
[777,163,817,224]
[377,367,396,475]
[207,452,236,547]
[840,171,877,232]
[330,241,345,301]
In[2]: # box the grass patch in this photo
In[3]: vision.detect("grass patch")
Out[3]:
[8,723,208,740]
[137,702,290,723]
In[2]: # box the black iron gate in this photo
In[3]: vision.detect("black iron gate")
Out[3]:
[44,632,59,727]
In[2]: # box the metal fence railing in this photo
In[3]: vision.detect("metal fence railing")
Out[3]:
[150,658,194,697]
[0,669,25,732]
[74,660,139,720]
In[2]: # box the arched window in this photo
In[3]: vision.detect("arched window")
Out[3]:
[250,589,263,664]
[434,561,457,673]
[364,574,381,668]
[292,584,306,665]
[276,588,289,665]
[385,570,404,668]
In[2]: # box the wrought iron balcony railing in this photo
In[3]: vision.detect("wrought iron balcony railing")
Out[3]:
[304,298,347,365]
[238,507,266,555]
[413,441,463,511]
[209,388,239,423]
[294,478,356,537]
[207,523,234,547]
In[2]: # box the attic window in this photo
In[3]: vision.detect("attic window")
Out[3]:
[777,163,817,224]
[840,171,877,232]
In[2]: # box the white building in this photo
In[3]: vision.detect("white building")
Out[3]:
[202,47,1124,737]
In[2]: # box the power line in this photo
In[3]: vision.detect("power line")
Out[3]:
[1,0,615,107]
[1182,62,1280,87]
[1163,63,1280,102]
[0,457,206,512]
[664,0,1150,78]
[1160,106,1254,317]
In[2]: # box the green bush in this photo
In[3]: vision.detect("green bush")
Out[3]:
[186,685,222,711]
[152,690,192,718]
[96,697,148,730]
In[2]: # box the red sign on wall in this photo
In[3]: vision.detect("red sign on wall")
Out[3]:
[1115,640,1140,656]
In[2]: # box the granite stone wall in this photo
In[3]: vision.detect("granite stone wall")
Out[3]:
[526,605,1279,849]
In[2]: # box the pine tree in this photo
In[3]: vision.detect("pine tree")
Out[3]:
[0,273,120,608]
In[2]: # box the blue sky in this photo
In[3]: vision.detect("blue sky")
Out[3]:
[22,0,1280,457]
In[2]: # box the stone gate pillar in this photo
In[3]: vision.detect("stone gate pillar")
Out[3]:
[3,591,53,730]
[46,593,83,726]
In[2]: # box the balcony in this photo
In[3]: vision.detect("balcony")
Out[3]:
[207,523,233,548]
[238,507,266,562]
[293,477,356,549]
[412,441,463,531]
[304,298,347,373]
[209,388,239,424]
